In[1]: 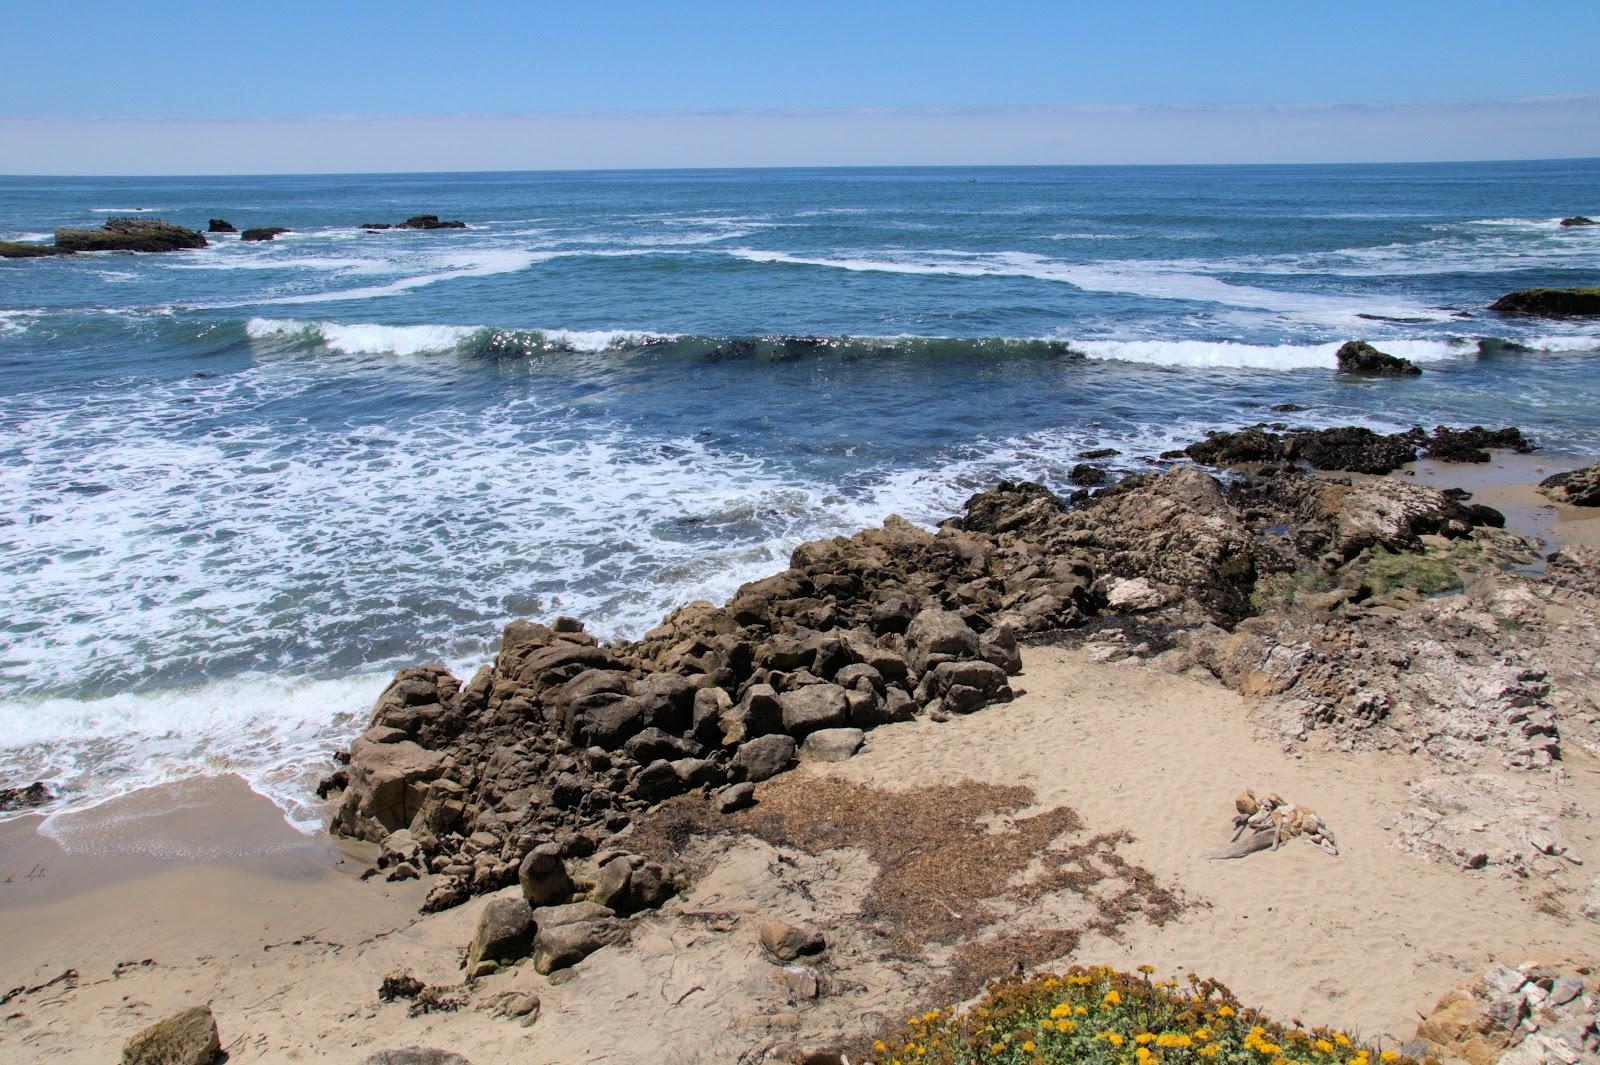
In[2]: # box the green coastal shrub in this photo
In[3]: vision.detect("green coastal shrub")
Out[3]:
[864,965,1427,1065]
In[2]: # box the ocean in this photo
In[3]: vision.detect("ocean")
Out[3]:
[1,160,1597,825]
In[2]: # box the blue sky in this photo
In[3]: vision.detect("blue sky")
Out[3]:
[4,1,1599,172]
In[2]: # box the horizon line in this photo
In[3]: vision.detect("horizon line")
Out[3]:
[4,155,1600,182]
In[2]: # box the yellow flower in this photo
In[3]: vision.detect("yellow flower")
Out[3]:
[1076,1006,1088,1016]
[1380,1054,1399,1063]
[1138,964,1156,975]
[1315,1040,1335,1054]
[874,1042,887,1054]
[1099,1032,1125,1047]
[1195,1028,1213,1042]
[989,1044,1005,1055]
[1158,1033,1193,1049]
[1050,1004,1072,1019]
[1058,1020,1076,1033]
[1136,1034,1156,1045]
[1218,1006,1236,1018]
[1335,1034,1352,1048]
[1198,1047,1220,1060]
[1136,1049,1153,1063]
[1103,990,1122,1007]
[1022,1042,1035,1053]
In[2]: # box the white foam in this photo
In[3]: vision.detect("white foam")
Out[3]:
[0,671,387,832]
[1073,337,1476,370]
[246,317,479,356]
[725,248,1449,325]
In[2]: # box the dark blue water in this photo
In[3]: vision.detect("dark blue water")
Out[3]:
[1,161,1597,820]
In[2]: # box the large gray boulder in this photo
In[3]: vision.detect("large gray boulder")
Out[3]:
[465,896,534,974]
[778,684,849,735]
[732,734,796,782]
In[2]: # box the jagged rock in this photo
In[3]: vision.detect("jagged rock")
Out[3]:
[732,734,797,782]
[1335,340,1422,376]
[1540,463,1600,507]
[121,1005,220,1065]
[1490,288,1600,318]
[332,729,446,842]
[759,920,825,962]
[240,227,290,242]
[1559,216,1596,227]
[466,896,534,975]
[800,727,864,761]
[207,219,236,233]
[55,218,206,253]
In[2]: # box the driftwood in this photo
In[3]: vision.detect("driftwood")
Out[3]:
[1209,790,1339,860]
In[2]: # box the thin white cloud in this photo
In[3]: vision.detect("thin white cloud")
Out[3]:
[4,94,1598,174]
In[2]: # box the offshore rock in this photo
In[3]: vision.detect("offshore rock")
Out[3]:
[241,227,291,242]
[1490,288,1600,318]
[55,217,207,253]
[1559,215,1596,226]
[1335,340,1422,376]
[207,218,236,233]
[0,240,72,258]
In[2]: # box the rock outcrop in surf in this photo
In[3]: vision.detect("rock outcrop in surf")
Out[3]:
[1490,288,1600,317]
[324,424,1559,912]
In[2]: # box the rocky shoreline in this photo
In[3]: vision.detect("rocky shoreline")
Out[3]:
[318,426,1600,975]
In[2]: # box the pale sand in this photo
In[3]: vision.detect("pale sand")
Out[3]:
[1389,451,1600,551]
[5,646,1597,1062]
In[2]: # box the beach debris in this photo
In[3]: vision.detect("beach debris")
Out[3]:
[484,988,541,1026]
[361,1049,474,1065]
[1211,790,1338,859]
[406,984,468,1017]
[1335,339,1422,377]
[121,1004,220,1065]
[377,969,425,1002]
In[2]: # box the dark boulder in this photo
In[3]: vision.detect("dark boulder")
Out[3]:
[1335,340,1421,376]
[1069,463,1108,487]
[400,215,467,230]
[1489,288,1600,318]
[1419,426,1535,463]
[1559,216,1596,227]
[241,227,291,242]
[54,218,207,253]
[1284,427,1419,474]
[0,781,54,811]
[207,218,237,233]
[1539,463,1600,507]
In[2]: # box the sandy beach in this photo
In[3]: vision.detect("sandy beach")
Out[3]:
[3,454,1598,1063]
